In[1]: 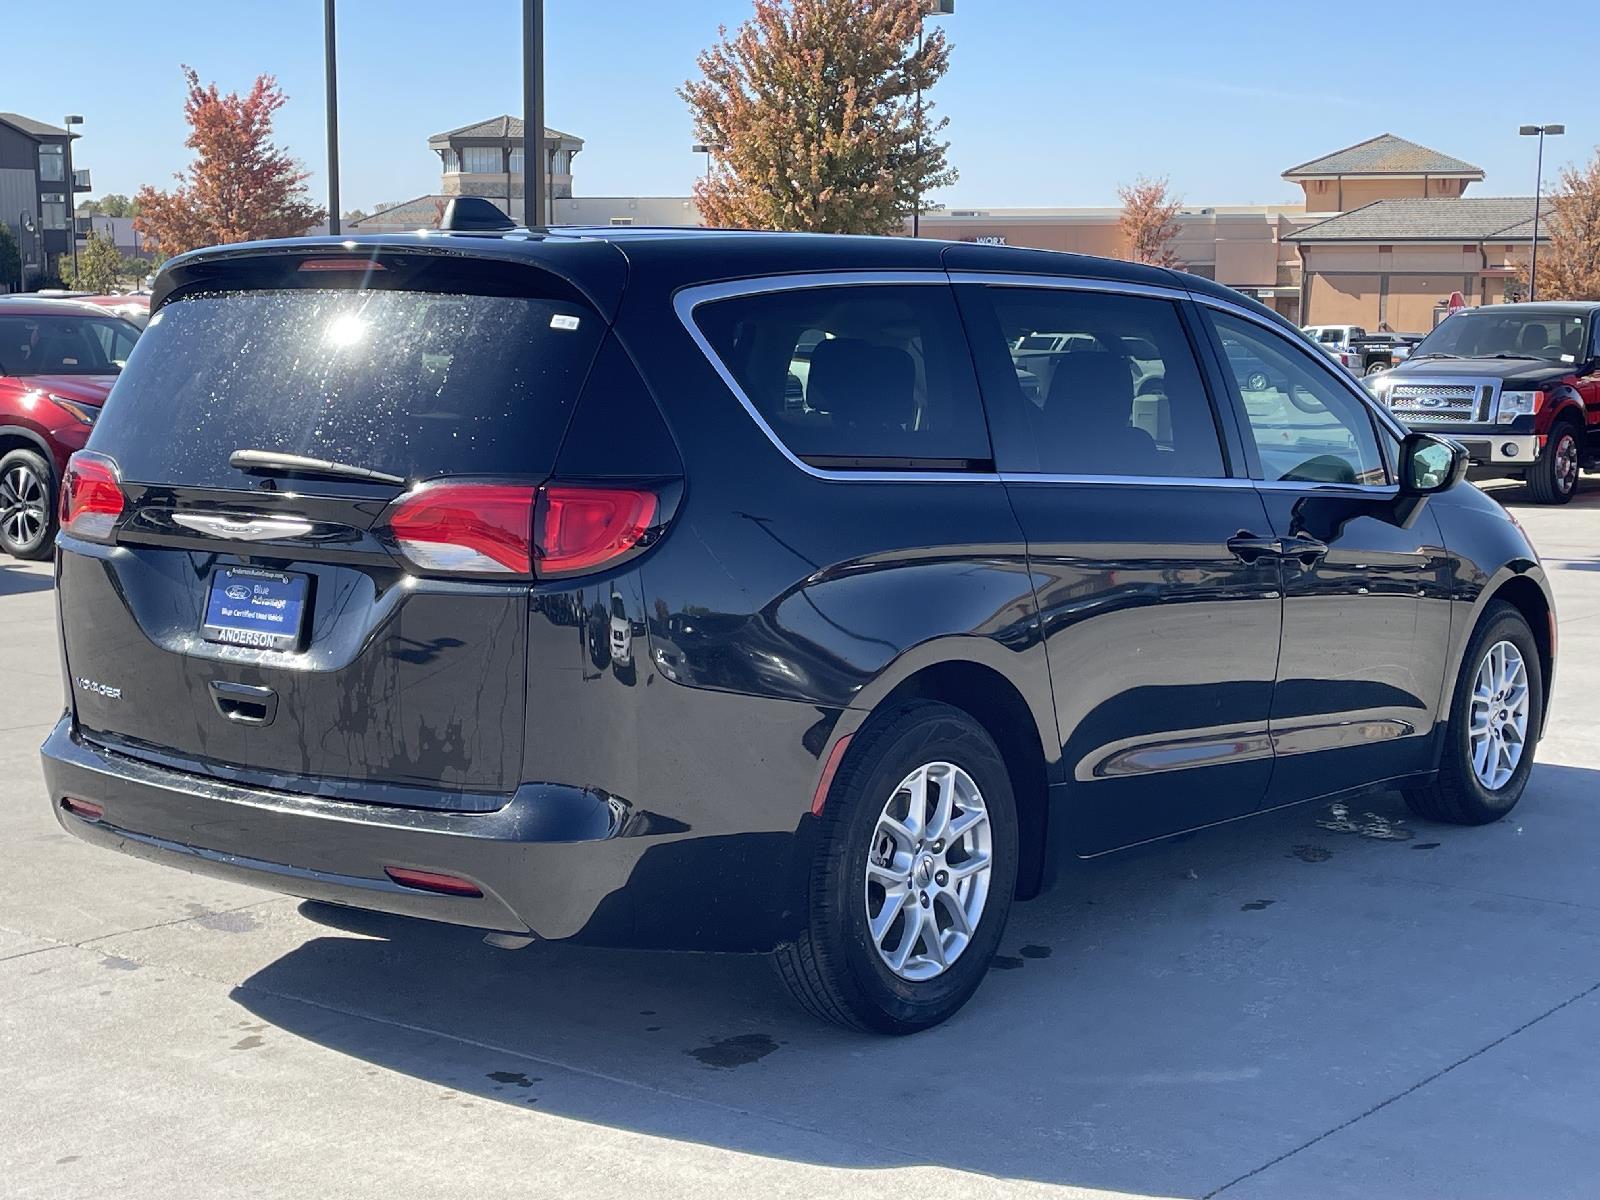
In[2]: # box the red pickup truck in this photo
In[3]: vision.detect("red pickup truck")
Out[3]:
[1369,301,1600,503]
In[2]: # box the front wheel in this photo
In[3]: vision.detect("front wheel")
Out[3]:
[1405,601,1542,825]
[775,701,1019,1034]
[1526,421,1581,504]
[1364,361,1389,376]
[0,448,57,561]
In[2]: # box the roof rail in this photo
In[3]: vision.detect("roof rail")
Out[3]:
[439,196,517,233]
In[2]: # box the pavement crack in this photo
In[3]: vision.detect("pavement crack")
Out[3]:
[1205,977,1600,1197]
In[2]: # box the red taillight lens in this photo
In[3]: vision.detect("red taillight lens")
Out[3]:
[534,486,658,577]
[384,483,537,576]
[59,450,124,542]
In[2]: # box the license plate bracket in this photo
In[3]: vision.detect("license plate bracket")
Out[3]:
[202,566,310,651]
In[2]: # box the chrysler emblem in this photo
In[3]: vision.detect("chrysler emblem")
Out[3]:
[171,513,315,541]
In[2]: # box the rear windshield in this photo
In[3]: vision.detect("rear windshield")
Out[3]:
[91,288,604,487]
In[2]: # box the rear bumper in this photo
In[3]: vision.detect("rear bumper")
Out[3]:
[40,717,765,946]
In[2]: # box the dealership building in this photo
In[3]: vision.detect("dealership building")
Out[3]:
[354,127,1542,333]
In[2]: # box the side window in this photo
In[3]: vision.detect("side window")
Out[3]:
[88,321,137,367]
[693,284,990,467]
[1208,311,1388,486]
[963,286,1226,478]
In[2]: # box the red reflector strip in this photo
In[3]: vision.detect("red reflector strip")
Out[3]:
[383,867,483,897]
[811,733,854,816]
[297,257,387,271]
[61,797,105,821]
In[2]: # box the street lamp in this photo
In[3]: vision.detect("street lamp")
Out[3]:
[1519,123,1564,301]
[911,0,954,239]
[523,0,546,227]
[63,115,83,279]
[324,0,341,235]
[692,144,720,181]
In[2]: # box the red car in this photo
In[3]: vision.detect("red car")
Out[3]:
[0,298,141,559]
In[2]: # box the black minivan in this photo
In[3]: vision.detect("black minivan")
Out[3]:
[43,215,1556,1032]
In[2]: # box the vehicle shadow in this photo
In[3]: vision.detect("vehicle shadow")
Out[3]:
[233,762,1600,1196]
[0,563,54,597]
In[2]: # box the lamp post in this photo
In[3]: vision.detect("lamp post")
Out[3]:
[63,115,83,278]
[324,0,341,235]
[911,0,953,239]
[523,0,546,227]
[692,144,719,181]
[1518,123,1564,301]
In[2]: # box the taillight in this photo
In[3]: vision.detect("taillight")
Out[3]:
[59,450,124,542]
[534,485,658,577]
[381,481,662,579]
[384,482,537,575]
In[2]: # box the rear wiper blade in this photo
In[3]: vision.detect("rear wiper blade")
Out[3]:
[229,449,406,487]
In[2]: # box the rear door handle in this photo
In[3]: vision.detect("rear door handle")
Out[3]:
[209,680,278,726]
[1226,533,1282,563]
[1280,535,1330,566]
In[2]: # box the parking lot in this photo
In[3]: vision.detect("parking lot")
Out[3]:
[0,479,1595,1200]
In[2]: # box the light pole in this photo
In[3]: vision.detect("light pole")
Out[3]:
[692,144,719,181]
[1519,123,1564,301]
[911,0,953,238]
[63,115,83,278]
[523,0,546,227]
[324,0,341,235]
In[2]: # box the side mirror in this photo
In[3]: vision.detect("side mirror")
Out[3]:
[1399,431,1466,496]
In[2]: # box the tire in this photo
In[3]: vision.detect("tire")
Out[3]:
[1405,601,1542,825]
[0,448,57,561]
[1526,420,1581,505]
[775,701,1019,1034]
[1364,361,1389,376]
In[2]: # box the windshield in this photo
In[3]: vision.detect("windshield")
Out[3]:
[0,313,141,376]
[90,288,604,488]
[1413,308,1589,363]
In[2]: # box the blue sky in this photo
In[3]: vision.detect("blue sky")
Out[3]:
[10,0,1591,214]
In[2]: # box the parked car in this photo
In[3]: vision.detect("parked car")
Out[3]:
[0,298,141,558]
[1303,323,1421,377]
[43,216,1555,1033]
[1369,301,1600,503]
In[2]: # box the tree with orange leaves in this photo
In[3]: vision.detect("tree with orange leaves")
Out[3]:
[134,68,325,258]
[681,0,957,234]
[1118,176,1183,267]
[1521,147,1600,300]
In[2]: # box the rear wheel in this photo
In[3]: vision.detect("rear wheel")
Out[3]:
[775,701,1018,1034]
[1405,601,1542,825]
[1364,361,1389,376]
[1526,420,1581,504]
[0,448,56,561]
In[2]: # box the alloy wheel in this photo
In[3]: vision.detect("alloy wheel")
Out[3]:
[1469,640,1530,791]
[1553,433,1579,496]
[864,761,993,982]
[0,463,49,553]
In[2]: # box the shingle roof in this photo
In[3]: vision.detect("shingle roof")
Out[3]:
[1282,134,1483,179]
[1285,197,1540,242]
[0,112,68,138]
[428,116,583,146]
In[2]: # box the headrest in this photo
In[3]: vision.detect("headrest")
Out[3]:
[806,337,916,431]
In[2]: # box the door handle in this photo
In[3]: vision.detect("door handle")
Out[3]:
[1226,533,1281,563]
[1280,535,1330,567]
[209,680,278,726]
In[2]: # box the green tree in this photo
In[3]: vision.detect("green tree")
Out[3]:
[681,0,957,233]
[62,231,125,293]
[80,193,138,219]
[0,222,20,291]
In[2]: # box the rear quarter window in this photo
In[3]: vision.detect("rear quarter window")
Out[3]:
[91,288,605,487]
[692,283,992,468]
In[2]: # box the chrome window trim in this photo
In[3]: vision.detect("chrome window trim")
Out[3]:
[999,473,1255,489]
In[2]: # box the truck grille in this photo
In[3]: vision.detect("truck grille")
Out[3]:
[1384,382,1493,423]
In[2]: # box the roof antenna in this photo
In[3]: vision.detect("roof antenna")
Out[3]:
[439,196,516,232]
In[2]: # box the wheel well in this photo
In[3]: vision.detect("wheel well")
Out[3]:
[0,430,52,473]
[878,662,1050,900]
[1488,575,1554,714]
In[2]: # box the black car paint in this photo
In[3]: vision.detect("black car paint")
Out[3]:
[42,230,1555,953]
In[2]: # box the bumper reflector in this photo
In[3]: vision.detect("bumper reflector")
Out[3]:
[61,797,105,821]
[811,734,855,817]
[383,866,483,897]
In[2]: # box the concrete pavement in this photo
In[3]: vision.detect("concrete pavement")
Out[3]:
[2,478,1597,1199]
